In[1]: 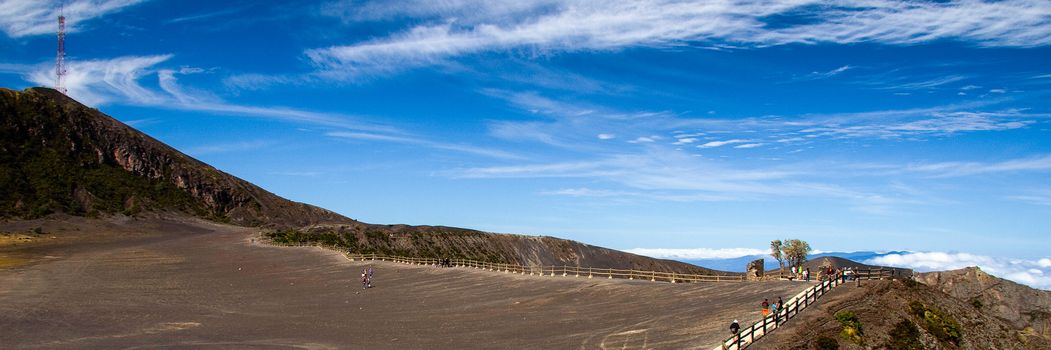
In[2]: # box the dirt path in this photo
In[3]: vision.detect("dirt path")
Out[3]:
[0,218,808,349]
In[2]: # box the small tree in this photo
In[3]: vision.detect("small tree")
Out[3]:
[782,239,812,269]
[770,239,785,273]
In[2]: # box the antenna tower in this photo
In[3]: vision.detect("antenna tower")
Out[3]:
[56,8,67,94]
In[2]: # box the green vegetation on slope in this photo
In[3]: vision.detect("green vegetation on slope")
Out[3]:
[266,227,514,263]
[834,310,865,345]
[886,319,924,350]
[909,300,962,346]
[0,90,206,218]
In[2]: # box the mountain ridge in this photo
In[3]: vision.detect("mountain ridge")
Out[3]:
[0,87,724,274]
[0,87,351,227]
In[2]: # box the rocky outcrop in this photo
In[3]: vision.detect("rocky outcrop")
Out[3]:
[747,258,765,281]
[917,267,1051,342]
[0,87,350,227]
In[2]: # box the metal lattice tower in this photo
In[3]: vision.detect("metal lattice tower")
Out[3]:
[56,13,67,94]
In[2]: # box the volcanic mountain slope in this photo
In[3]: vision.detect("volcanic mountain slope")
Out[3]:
[269,224,727,273]
[0,87,723,274]
[0,87,349,227]
[916,267,1051,342]
[753,266,1051,350]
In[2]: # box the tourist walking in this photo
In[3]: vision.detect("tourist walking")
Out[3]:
[361,268,368,290]
[367,266,374,288]
[804,268,810,282]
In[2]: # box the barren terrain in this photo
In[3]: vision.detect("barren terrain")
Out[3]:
[0,216,805,349]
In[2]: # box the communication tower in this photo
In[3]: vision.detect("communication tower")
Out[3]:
[56,11,67,94]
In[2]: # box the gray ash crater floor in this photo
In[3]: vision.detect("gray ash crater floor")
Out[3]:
[0,218,807,349]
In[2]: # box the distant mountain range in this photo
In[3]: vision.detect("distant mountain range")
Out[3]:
[678,251,911,272]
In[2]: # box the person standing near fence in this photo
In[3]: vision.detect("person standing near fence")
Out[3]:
[770,299,779,324]
[730,319,740,347]
[761,298,770,317]
[776,296,785,323]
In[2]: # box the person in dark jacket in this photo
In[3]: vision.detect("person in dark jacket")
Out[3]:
[729,319,741,347]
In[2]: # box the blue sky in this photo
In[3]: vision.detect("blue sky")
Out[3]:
[2,1,1051,287]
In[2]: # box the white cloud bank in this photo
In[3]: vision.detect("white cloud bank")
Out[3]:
[624,247,766,260]
[866,252,1051,290]
[310,0,1051,78]
[0,0,145,38]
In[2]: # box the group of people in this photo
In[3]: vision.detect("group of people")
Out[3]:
[760,296,786,322]
[727,295,787,346]
[361,266,374,289]
[790,266,811,281]
[821,265,862,282]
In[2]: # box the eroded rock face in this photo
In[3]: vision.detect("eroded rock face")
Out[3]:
[916,267,1051,342]
[0,87,350,227]
[747,258,765,281]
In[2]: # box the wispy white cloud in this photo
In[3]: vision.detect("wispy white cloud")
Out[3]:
[448,150,906,207]
[0,62,37,75]
[460,89,1044,210]
[28,54,172,106]
[799,112,1032,139]
[223,73,305,92]
[540,187,736,202]
[877,75,968,90]
[0,0,145,38]
[866,252,1051,290]
[33,54,516,159]
[25,55,393,132]
[625,247,767,260]
[1006,191,1051,206]
[905,154,1051,177]
[597,133,616,140]
[628,136,659,143]
[699,139,750,148]
[804,65,853,80]
[326,131,521,159]
[187,140,275,155]
[307,1,1051,78]
[164,5,248,24]
[673,137,697,145]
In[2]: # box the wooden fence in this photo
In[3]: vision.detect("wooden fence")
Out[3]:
[260,240,744,283]
[713,269,897,350]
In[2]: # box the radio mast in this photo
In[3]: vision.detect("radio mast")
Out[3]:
[56,8,67,94]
